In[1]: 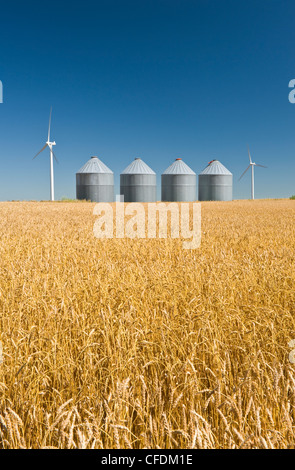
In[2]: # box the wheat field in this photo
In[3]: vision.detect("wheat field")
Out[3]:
[0,199,294,449]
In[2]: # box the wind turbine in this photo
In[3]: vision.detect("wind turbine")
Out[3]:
[239,146,267,200]
[33,107,58,201]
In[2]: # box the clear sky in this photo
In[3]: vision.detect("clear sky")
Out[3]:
[0,0,294,201]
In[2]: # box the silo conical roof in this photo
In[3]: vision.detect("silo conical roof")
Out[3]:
[77,156,113,174]
[162,158,196,175]
[199,160,232,175]
[121,158,156,175]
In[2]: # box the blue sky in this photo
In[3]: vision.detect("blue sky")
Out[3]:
[0,0,294,200]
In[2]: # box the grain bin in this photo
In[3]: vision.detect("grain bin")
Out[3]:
[198,160,232,201]
[76,156,114,202]
[120,158,156,202]
[162,158,196,201]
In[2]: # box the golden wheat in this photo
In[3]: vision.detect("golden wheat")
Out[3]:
[0,199,294,448]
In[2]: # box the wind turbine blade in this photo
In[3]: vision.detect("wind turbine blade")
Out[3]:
[32,144,48,160]
[239,165,251,180]
[48,107,52,142]
[247,145,252,163]
[52,149,59,164]
[255,164,267,168]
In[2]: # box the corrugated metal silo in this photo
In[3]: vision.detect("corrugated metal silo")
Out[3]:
[198,160,233,201]
[76,156,114,202]
[120,158,156,202]
[162,158,196,201]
